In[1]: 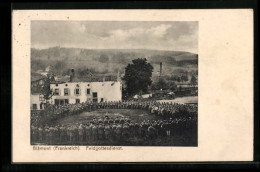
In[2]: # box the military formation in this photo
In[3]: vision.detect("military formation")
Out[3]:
[31,100,197,145]
[31,116,197,145]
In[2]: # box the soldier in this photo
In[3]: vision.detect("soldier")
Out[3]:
[111,121,117,140]
[69,126,74,144]
[134,123,140,138]
[165,121,171,137]
[37,126,42,143]
[104,124,111,140]
[148,124,156,139]
[122,123,129,139]
[140,122,146,138]
[115,117,120,124]
[108,118,114,125]
[92,124,98,142]
[44,126,49,144]
[119,117,125,125]
[85,123,91,143]
[59,125,66,143]
[98,118,103,125]
[98,124,104,140]
[73,125,79,143]
[161,121,167,137]
[128,122,134,138]
[53,126,59,144]
[78,124,84,143]
[115,124,122,141]
[104,116,109,125]
[31,125,38,143]
[142,121,148,138]
[48,126,54,145]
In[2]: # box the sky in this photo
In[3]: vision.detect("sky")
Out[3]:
[31,21,198,53]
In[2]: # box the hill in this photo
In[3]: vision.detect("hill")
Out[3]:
[31,47,198,77]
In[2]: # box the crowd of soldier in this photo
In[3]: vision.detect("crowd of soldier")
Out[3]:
[31,115,197,145]
[31,100,197,125]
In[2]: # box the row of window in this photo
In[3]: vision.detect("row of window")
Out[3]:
[32,103,44,110]
[54,98,99,105]
[54,88,91,96]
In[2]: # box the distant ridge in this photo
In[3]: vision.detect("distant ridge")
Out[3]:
[31,47,198,75]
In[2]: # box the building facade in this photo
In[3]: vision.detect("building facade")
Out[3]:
[49,81,122,105]
[31,93,45,110]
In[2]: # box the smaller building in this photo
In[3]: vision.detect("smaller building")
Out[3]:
[31,93,45,110]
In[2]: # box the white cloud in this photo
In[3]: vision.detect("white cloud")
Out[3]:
[32,21,198,53]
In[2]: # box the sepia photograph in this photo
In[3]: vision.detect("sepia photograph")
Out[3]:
[30,21,198,146]
[12,9,253,162]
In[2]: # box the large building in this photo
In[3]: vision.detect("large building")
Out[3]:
[49,81,122,105]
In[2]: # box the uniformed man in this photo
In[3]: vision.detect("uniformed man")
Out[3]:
[115,124,122,141]
[128,122,134,138]
[85,124,91,143]
[134,123,140,138]
[38,126,43,142]
[44,126,49,144]
[98,124,104,141]
[68,126,74,144]
[92,124,98,142]
[148,124,156,139]
[111,121,117,140]
[48,126,55,145]
[59,125,66,143]
[122,123,129,139]
[78,124,84,143]
[104,124,111,140]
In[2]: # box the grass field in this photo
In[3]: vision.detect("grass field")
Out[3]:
[52,109,161,126]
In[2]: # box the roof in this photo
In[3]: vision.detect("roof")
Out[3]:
[31,86,42,94]
[31,73,45,82]
[73,75,118,82]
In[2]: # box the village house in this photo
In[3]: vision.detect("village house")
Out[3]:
[49,69,122,105]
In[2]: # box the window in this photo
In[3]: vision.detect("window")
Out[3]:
[54,88,60,95]
[74,88,81,96]
[92,92,98,102]
[40,103,43,110]
[60,100,64,105]
[54,99,59,105]
[32,104,37,110]
[64,88,69,96]
[87,88,90,95]
[65,99,69,104]
[76,99,80,104]
[93,92,97,97]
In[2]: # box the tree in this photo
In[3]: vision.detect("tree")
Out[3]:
[52,60,67,75]
[40,74,55,102]
[169,81,177,91]
[123,58,153,96]
[190,75,197,86]
[99,54,109,63]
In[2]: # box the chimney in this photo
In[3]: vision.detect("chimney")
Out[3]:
[70,69,75,82]
[159,62,162,77]
[117,71,120,82]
